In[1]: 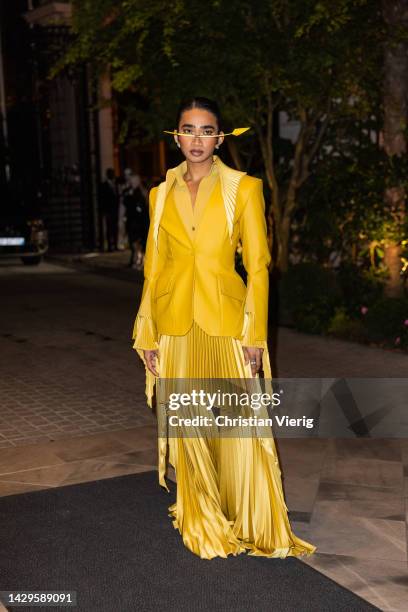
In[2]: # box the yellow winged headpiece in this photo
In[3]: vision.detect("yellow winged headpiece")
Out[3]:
[163,127,250,138]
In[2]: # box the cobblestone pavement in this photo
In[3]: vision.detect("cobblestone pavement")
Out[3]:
[0,259,153,449]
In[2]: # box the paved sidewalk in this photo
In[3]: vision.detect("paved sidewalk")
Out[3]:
[0,258,152,449]
[46,250,144,284]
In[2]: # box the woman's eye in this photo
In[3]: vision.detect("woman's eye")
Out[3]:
[204,130,215,136]
[181,129,193,134]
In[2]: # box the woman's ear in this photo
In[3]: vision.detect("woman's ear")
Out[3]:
[216,131,224,149]
[174,134,180,148]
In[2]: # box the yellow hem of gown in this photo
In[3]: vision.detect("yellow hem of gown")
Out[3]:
[134,321,317,560]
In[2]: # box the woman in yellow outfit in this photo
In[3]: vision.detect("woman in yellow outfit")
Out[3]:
[132,97,316,560]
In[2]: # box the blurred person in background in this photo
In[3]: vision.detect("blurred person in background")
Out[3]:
[117,168,133,250]
[99,168,119,252]
[123,171,149,269]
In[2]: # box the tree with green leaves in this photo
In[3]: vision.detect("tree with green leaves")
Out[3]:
[55,0,392,275]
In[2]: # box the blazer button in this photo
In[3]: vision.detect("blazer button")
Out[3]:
[192,226,195,231]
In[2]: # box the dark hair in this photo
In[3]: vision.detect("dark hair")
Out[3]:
[176,97,222,131]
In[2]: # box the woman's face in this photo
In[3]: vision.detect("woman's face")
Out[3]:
[175,108,224,163]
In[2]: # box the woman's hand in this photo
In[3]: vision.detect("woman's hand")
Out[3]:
[143,349,159,376]
[242,346,264,377]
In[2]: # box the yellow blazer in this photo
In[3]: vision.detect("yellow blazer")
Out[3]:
[132,155,271,349]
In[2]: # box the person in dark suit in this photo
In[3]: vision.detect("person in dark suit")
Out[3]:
[122,173,148,268]
[99,168,119,251]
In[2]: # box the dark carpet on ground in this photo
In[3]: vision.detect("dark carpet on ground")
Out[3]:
[0,470,379,612]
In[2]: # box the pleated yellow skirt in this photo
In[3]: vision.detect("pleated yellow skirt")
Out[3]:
[155,321,316,560]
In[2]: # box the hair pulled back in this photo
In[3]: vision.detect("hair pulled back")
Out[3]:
[176,97,222,131]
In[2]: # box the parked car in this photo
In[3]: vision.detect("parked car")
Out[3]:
[0,207,48,265]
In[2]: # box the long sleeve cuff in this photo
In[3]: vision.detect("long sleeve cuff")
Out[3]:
[132,315,159,410]
[131,283,159,409]
[132,315,159,351]
[240,312,272,379]
[241,311,267,348]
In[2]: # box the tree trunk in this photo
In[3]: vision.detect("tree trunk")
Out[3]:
[257,100,329,274]
[266,196,275,257]
[279,213,291,274]
[383,242,403,297]
[381,0,408,297]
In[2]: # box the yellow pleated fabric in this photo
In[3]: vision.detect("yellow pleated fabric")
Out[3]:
[156,321,317,560]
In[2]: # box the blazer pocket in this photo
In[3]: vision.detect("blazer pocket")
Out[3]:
[155,274,174,300]
[218,273,247,302]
